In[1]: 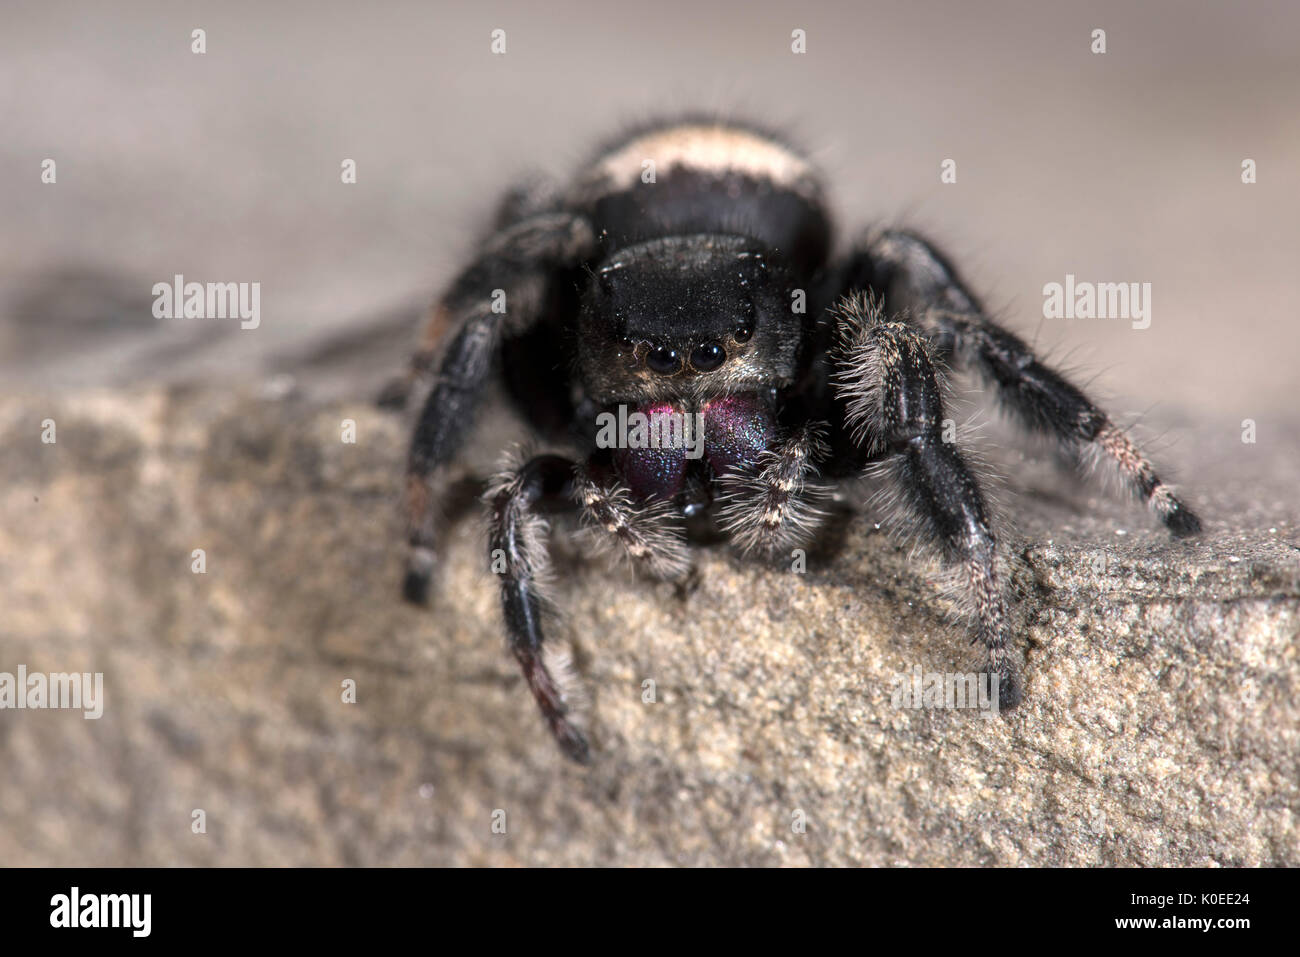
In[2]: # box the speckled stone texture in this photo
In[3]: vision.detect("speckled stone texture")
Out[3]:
[1,386,1295,866]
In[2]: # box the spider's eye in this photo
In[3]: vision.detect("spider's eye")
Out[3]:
[646,346,682,375]
[618,336,639,366]
[733,301,756,343]
[689,342,726,372]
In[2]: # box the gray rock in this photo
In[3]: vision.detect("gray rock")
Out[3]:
[0,386,1296,866]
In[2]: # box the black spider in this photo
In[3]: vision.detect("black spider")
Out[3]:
[381,117,1201,763]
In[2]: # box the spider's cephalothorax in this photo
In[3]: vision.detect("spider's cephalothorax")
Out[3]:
[382,118,1201,762]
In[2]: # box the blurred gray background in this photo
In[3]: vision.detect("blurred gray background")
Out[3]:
[2,0,1297,421]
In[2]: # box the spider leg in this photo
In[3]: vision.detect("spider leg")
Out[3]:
[396,212,596,605]
[846,229,1202,537]
[377,178,567,412]
[486,453,591,763]
[832,295,1019,705]
[375,301,454,411]
[573,465,693,581]
[715,424,830,557]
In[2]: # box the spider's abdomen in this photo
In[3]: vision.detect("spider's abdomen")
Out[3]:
[570,120,833,275]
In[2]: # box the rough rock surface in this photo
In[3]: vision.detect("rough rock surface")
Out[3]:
[0,386,1296,866]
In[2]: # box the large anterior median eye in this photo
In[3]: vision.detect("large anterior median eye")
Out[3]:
[646,346,682,375]
[689,342,726,372]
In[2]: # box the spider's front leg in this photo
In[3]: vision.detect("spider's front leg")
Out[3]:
[489,452,696,763]
[848,230,1201,537]
[396,212,595,605]
[486,453,591,763]
[831,295,1021,706]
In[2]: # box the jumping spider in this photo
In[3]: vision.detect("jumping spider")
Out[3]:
[381,117,1201,763]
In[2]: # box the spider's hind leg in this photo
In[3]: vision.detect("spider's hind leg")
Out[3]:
[847,230,1202,537]
[832,295,1020,706]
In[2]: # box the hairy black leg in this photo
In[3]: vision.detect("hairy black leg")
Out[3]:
[845,229,1202,537]
[398,212,595,605]
[377,177,567,412]
[491,173,563,231]
[832,295,1020,705]
[375,302,451,411]
[572,466,692,581]
[716,423,830,557]
[486,454,591,763]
